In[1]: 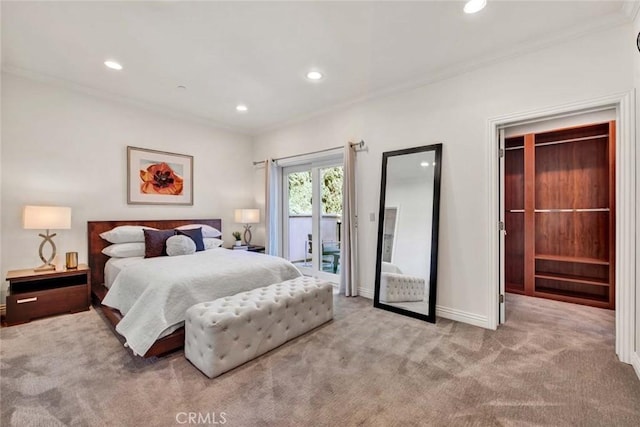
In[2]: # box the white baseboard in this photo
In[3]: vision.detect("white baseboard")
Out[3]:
[435,305,490,329]
[358,286,374,299]
[0,304,5,317]
[357,287,489,329]
[631,351,640,380]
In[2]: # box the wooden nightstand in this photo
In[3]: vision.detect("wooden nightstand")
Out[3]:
[5,264,91,326]
[231,245,265,253]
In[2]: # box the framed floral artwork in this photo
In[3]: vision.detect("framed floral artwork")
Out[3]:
[127,146,193,205]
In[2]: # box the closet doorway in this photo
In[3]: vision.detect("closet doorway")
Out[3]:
[490,92,635,365]
[499,110,616,322]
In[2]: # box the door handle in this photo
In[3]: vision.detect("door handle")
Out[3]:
[17,297,38,304]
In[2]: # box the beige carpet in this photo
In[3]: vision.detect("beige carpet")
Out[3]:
[1,294,639,426]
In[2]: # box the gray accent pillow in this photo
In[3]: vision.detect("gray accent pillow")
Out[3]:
[166,235,197,257]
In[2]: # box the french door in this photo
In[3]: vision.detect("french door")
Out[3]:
[281,157,343,281]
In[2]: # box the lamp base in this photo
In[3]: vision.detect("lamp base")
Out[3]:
[34,263,56,272]
[243,224,253,246]
[35,229,57,272]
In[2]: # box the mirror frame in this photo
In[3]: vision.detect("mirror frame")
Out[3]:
[373,143,443,323]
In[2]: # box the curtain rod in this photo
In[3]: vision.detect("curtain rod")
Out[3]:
[252,140,365,166]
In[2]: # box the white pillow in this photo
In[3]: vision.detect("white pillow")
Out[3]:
[204,238,224,250]
[100,225,158,244]
[102,242,146,258]
[175,224,222,238]
[166,235,196,256]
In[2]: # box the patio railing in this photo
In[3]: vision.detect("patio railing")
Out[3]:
[288,214,341,264]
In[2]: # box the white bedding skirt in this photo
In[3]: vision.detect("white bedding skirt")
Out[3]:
[102,248,302,356]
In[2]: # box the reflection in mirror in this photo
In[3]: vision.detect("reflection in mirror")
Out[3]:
[374,144,442,323]
[382,207,398,262]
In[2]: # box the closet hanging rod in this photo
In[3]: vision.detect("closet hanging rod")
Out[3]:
[534,133,608,148]
[252,140,365,166]
[534,208,610,213]
[504,133,607,151]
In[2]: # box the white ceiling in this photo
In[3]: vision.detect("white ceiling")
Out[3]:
[1,1,633,134]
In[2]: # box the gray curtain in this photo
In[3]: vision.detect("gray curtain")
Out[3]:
[264,159,279,255]
[340,142,358,296]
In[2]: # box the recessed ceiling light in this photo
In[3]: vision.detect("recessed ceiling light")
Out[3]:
[464,0,486,14]
[236,104,248,112]
[306,71,323,81]
[420,161,430,167]
[104,60,123,71]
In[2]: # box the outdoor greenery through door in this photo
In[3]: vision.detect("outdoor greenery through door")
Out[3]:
[284,164,343,277]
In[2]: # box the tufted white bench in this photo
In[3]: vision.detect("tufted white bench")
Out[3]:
[379,272,425,303]
[185,276,334,378]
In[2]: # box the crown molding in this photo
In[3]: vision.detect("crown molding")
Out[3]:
[256,12,631,136]
[2,7,632,139]
[622,1,640,21]
[1,64,253,137]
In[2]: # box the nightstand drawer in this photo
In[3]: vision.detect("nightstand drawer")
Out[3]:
[6,284,89,325]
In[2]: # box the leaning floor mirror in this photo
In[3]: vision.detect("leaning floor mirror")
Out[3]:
[374,143,442,323]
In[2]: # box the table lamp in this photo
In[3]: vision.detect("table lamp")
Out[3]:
[23,205,71,271]
[234,208,259,245]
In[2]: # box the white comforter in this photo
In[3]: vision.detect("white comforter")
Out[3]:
[101,248,302,356]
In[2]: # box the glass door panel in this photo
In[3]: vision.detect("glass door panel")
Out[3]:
[282,160,343,280]
[284,168,313,275]
[319,166,343,276]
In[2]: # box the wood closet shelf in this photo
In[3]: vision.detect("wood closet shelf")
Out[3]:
[504,121,615,309]
[534,254,609,265]
[533,290,612,309]
[534,272,609,287]
[505,284,525,295]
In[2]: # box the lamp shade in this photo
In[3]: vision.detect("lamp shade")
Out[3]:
[23,206,71,230]
[234,208,260,224]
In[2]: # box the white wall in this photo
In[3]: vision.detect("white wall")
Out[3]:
[1,73,254,301]
[252,24,634,326]
[633,10,640,377]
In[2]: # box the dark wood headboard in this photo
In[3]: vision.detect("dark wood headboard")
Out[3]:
[87,219,222,290]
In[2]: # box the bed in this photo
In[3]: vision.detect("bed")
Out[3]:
[88,219,302,357]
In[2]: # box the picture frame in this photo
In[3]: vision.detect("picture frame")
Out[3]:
[127,146,193,205]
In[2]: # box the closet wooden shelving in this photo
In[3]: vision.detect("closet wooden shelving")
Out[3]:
[504,121,615,309]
